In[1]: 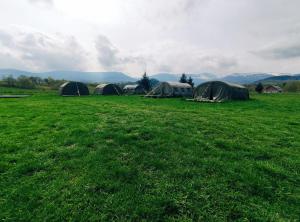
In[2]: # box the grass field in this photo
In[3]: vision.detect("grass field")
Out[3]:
[0,87,299,221]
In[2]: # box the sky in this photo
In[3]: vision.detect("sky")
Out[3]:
[0,0,299,76]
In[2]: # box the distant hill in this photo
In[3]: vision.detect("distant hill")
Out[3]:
[219,73,274,84]
[255,74,300,84]
[1,69,298,85]
[0,69,137,83]
[150,73,216,85]
[150,73,273,85]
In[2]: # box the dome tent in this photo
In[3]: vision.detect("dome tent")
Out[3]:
[59,82,89,96]
[94,84,122,95]
[193,81,249,102]
[146,82,193,98]
[123,84,146,95]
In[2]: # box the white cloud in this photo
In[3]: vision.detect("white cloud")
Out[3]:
[0,27,90,71]
[28,0,53,7]
[0,0,300,75]
[95,35,146,73]
[253,40,300,60]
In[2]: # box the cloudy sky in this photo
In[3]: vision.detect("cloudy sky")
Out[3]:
[0,0,299,76]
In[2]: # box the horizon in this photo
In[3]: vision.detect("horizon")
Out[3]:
[0,0,300,76]
[0,68,298,78]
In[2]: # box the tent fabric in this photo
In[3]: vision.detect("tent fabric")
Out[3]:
[146,82,193,98]
[94,84,122,95]
[59,82,89,96]
[193,81,249,102]
[123,84,146,94]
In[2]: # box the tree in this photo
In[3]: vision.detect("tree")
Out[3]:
[284,81,300,92]
[2,75,16,87]
[16,75,35,89]
[187,76,194,88]
[29,76,43,85]
[138,72,151,92]
[255,83,264,94]
[179,73,187,83]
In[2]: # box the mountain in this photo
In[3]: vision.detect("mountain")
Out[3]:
[1,69,298,85]
[42,71,137,83]
[219,73,274,84]
[255,74,300,84]
[0,69,137,83]
[0,69,37,77]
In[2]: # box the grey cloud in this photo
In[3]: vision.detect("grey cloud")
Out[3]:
[182,0,208,13]
[28,0,53,5]
[0,28,89,71]
[0,31,14,46]
[191,55,238,73]
[95,35,146,71]
[254,43,300,60]
[95,35,119,68]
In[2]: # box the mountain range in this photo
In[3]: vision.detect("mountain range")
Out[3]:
[0,69,299,84]
[0,69,136,83]
[254,74,300,84]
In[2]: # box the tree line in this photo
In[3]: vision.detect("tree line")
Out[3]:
[138,73,194,92]
[1,73,194,92]
[0,75,65,90]
[2,73,299,93]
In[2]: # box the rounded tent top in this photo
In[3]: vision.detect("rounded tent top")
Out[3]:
[123,84,139,90]
[59,81,89,96]
[166,82,192,88]
[146,81,193,98]
[123,84,146,95]
[194,81,249,102]
[94,83,122,95]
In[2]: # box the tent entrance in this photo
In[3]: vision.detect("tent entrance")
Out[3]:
[209,82,214,100]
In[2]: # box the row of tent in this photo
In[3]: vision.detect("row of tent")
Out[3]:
[60,82,123,96]
[59,81,249,102]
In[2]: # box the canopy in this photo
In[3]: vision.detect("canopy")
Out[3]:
[94,84,122,95]
[146,82,193,98]
[59,82,89,96]
[193,81,249,102]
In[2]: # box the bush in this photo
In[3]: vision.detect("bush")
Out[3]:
[0,75,65,90]
[255,83,264,93]
[16,75,36,89]
[1,75,17,87]
[283,81,300,92]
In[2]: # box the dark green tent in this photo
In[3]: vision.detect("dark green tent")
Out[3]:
[145,82,193,98]
[123,84,146,95]
[193,81,249,102]
[94,84,122,95]
[59,82,89,96]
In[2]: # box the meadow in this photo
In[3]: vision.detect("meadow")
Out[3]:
[0,87,299,221]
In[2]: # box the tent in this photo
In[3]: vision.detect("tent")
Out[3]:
[94,84,122,95]
[193,81,249,102]
[59,82,89,96]
[123,84,146,95]
[146,82,193,98]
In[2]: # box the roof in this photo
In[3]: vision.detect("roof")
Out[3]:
[165,82,192,88]
[123,84,139,90]
[265,85,282,90]
[60,82,69,88]
[95,83,111,89]
[199,81,246,89]
[60,81,85,88]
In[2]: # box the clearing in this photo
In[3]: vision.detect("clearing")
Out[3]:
[0,87,299,221]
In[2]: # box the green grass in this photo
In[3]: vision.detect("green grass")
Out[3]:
[0,88,299,221]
